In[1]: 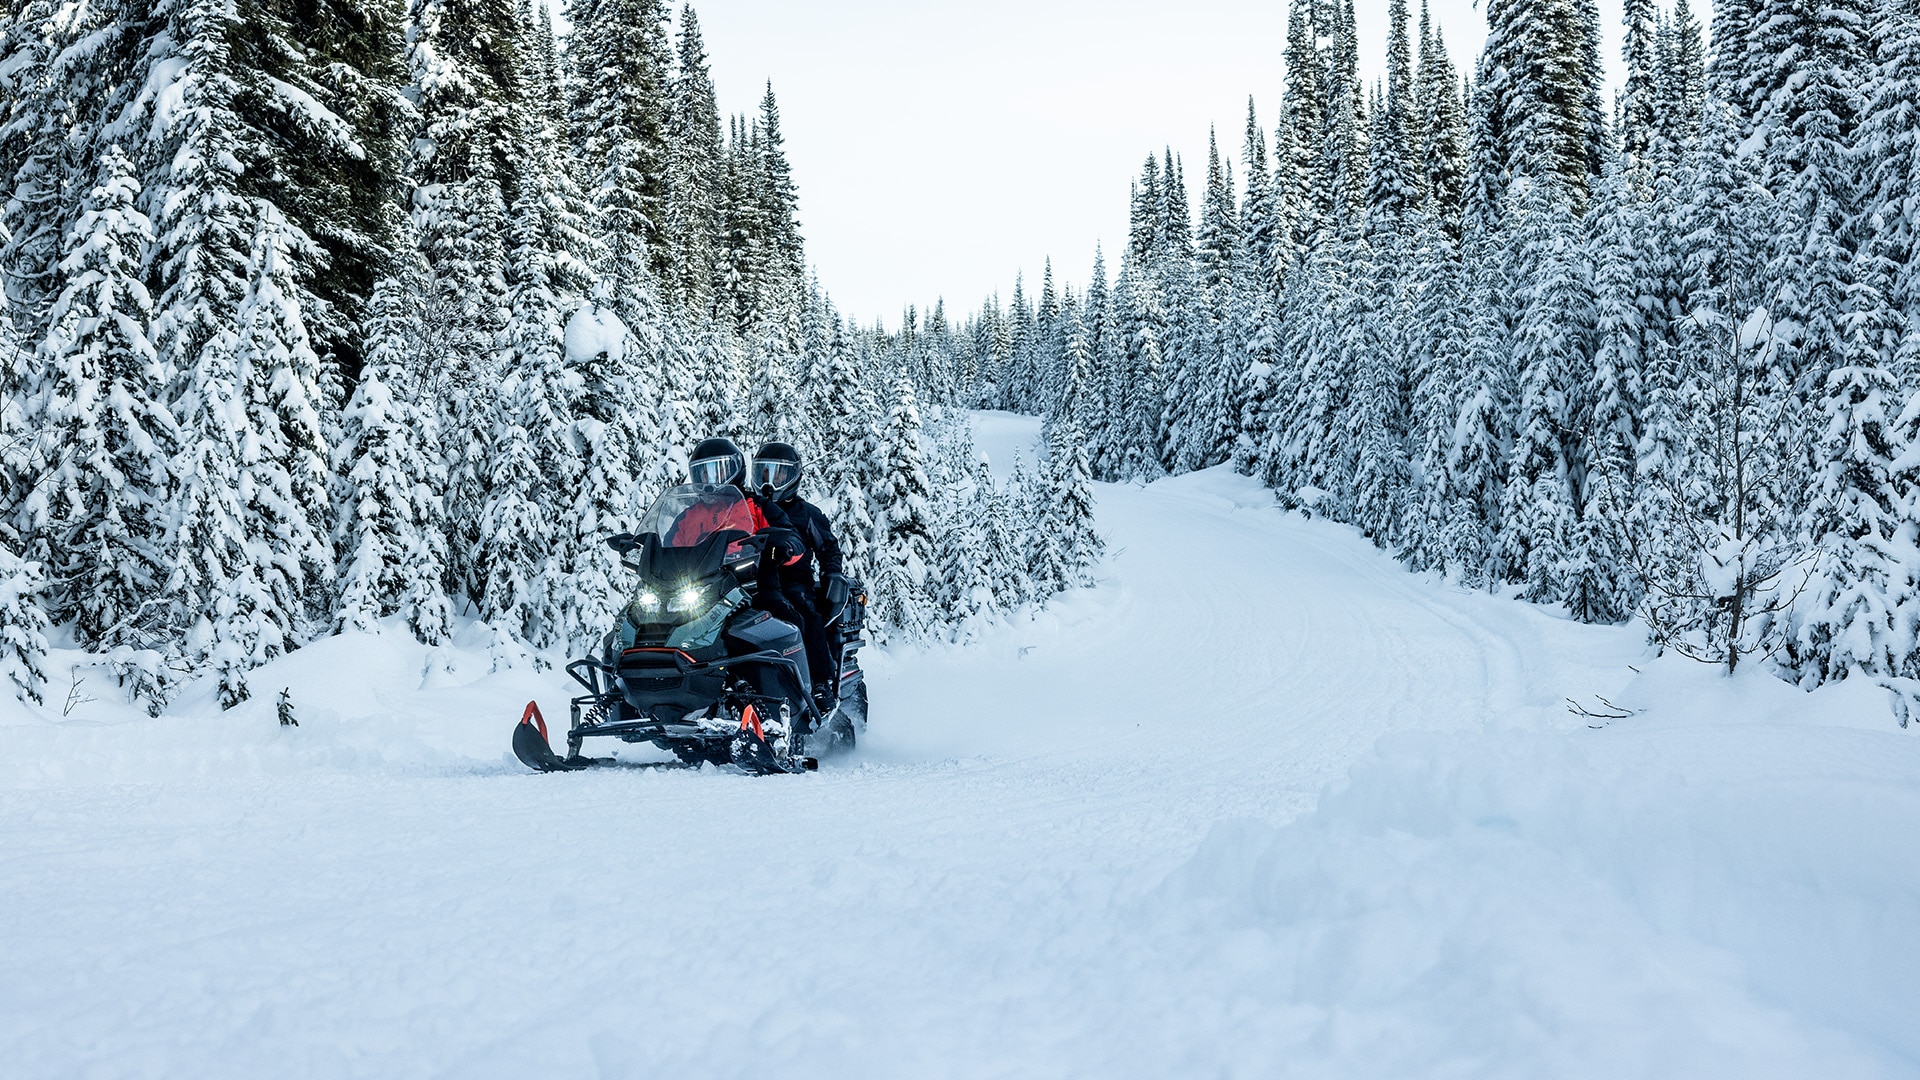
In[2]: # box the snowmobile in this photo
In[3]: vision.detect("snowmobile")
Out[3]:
[512,483,869,775]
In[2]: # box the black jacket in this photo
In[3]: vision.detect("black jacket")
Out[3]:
[774,495,843,588]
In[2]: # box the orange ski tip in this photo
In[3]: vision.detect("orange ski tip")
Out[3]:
[521,700,549,742]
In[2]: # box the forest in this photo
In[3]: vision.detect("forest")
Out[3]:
[0,0,1100,711]
[3,0,1918,716]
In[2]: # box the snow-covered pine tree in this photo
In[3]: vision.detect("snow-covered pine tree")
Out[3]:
[743,317,800,450]
[979,457,1034,613]
[1400,219,1469,569]
[567,0,672,296]
[145,0,254,491]
[37,146,178,648]
[1499,178,1591,602]
[1415,1,1467,229]
[1789,315,1907,686]
[333,255,451,642]
[1650,0,1707,168]
[475,366,555,649]
[0,0,85,347]
[1044,417,1104,589]
[0,533,49,707]
[870,377,938,642]
[407,0,517,602]
[231,202,336,651]
[1345,245,1410,545]
[665,5,724,315]
[559,300,654,647]
[1442,234,1515,587]
[1750,0,1872,492]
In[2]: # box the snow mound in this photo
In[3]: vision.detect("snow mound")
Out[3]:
[1151,658,1920,1078]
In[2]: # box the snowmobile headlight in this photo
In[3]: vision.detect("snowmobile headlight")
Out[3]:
[634,589,661,613]
[669,585,706,613]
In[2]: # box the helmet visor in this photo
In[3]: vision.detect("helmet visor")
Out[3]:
[690,453,741,487]
[750,459,800,493]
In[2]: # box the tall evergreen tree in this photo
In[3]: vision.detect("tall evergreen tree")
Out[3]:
[37,147,177,647]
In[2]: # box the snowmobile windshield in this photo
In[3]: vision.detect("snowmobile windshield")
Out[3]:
[641,485,760,549]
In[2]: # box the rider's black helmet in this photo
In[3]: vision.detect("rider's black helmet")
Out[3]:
[689,437,746,489]
[751,441,804,502]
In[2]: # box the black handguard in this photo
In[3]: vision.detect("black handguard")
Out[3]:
[822,573,852,624]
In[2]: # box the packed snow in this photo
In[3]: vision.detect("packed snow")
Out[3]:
[2,415,1914,1078]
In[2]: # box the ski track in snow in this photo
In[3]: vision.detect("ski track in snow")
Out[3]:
[3,414,1917,1079]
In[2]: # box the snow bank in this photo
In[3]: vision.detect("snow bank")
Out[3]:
[1152,655,1920,1078]
[0,620,578,788]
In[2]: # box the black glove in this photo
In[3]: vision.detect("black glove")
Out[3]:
[764,527,803,563]
[821,573,851,622]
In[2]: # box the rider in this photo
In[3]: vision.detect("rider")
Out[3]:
[678,438,771,545]
[683,437,816,687]
[751,442,846,711]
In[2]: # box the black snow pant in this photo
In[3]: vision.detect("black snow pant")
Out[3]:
[782,581,834,694]
[754,585,827,695]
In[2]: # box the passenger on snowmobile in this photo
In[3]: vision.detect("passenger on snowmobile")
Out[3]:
[752,441,847,711]
[685,437,815,673]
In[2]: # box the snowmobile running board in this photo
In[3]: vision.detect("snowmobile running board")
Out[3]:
[511,703,817,775]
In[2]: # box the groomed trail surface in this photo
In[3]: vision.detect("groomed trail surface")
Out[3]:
[4,414,1916,1079]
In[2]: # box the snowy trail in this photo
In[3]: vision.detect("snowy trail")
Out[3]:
[4,417,1917,1078]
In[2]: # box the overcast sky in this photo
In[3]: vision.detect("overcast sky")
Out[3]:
[683,0,1652,327]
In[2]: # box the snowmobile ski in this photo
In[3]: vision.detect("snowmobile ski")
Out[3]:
[512,702,595,772]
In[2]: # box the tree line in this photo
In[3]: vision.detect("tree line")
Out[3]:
[895,0,1920,708]
[0,0,1101,711]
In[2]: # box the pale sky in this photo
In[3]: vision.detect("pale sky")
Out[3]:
[686,0,1655,327]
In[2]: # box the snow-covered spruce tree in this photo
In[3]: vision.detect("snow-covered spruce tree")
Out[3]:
[1118,260,1167,482]
[1575,165,1654,623]
[980,457,1034,613]
[0,0,86,347]
[1857,1,1920,382]
[0,268,50,708]
[0,533,49,707]
[484,141,585,649]
[664,4,725,315]
[1787,322,1908,687]
[475,371,554,651]
[1498,178,1591,603]
[743,317,800,450]
[1345,249,1410,546]
[229,202,336,654]
[930,432,993,640]
[1440,236,1515,588]
[1400,219,1469,570]
[1416,2,1467,229]
[37,147,178,648]
[1044,418,1104,589]
[559,299,654,647]
[144,0,254,518]
[333,253,451,643]
[406,0,518,600]
[869,378,938,642]
[1650,0,1707,168]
